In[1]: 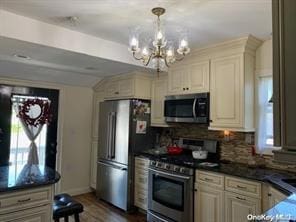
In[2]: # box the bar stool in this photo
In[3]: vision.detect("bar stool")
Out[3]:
[53,193,83,222]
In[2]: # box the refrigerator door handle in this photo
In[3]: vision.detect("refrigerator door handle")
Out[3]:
[107,113,113,159]
[97,160,127,171]
[110,112,117,159]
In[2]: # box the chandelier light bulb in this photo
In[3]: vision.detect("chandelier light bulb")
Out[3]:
[142,47,149,56]
[167,49,173,57]
[180,39,188,48]
[131,37,138,47]
[157,31,163,40]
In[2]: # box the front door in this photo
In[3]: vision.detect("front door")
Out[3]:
[0,84,59,169]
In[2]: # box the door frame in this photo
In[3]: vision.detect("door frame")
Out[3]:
[0,77,65,193]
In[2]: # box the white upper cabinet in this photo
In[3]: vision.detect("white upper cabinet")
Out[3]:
[188,61,210,93]
[151,75,169,127]
[209,53,256,132]
[168,60,210,95]
[168,66,186,93]
[210,55,243,129]
[104,72,151,100]
[208,36,262,132]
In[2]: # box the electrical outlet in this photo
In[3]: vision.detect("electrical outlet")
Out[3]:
[245,134,252,144]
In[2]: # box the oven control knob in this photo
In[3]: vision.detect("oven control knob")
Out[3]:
[164,164,170,170]
[180,168,187,174]
[174,166,180,172]
[156,162,162,167]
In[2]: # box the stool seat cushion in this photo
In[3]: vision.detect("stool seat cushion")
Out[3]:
[53,193,83,219]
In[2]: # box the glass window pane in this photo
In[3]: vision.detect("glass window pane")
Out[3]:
[9,95,48,183]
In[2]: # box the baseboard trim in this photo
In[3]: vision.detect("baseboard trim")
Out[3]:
[60,187,92,196]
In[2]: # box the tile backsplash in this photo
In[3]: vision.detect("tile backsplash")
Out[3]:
[157,124,296,173]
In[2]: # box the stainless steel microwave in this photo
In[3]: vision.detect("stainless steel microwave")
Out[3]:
[164,93,209,123]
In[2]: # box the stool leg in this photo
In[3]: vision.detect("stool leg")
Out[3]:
[64,216,69,222]
[74,213,80,222]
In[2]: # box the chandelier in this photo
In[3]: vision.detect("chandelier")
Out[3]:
[128,7,190,73]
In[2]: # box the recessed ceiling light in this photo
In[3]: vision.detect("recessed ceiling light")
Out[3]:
[13,54,31,60]
[85,67,97,70]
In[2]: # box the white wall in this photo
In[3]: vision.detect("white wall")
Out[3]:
[59,85,93,195]
[256,38,272,75]
[0,77,93,195]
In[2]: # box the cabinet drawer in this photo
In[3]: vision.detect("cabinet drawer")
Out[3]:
[0,204,52,222]
[135,157,149,170]
[135,173,148,186]
[134,193,147,210]
[135,186,148,196]
[0,186,53,215]
[196,170,224,189]
[225,176,261,198]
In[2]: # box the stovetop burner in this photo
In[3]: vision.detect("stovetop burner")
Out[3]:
[149,153,219,168]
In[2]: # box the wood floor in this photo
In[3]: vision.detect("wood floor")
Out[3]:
[67,192,147,222]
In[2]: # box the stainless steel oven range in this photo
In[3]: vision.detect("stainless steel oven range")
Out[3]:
[147,160,194,222]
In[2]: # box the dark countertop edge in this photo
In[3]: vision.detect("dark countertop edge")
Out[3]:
[0,171,61,193]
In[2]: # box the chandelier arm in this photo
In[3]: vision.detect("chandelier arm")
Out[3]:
[175,53,186,61]
[132,52,144,61]
[143,54,153,66]
[164,55,171,68]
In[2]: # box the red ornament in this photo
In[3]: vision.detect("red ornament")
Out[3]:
[18,99,52,127]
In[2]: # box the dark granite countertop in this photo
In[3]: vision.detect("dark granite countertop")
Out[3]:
[0,164,60,193]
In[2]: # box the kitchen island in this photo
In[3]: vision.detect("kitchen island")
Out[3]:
[0,164,60,222]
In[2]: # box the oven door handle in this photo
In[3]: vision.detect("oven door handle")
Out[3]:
[193,98,197,119]
[149,211,170,222]
[149,168,191,180]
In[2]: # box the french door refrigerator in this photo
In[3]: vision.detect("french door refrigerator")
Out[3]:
[96,99,151,211]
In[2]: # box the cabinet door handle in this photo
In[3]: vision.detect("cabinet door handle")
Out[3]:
[236,185,247,190]
[18,198,31,203]
[186,87,189,90]
[194,189,198,192]
[236,196,246,201]
[204,177,213,182]
[114,91,119,94]
[183,88,185,91]
[268,193,272,197]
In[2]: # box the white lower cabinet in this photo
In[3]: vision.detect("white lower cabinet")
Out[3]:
[0,204,51,222]
[195,183,224,222]
[224,191,261,222]
[134,157,149,211]
[267,186,287,209]
[195,170,263,222]
[0,185,53,222]
[90,140,98,189]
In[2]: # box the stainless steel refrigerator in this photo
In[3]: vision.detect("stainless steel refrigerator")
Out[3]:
[96,99,151,211]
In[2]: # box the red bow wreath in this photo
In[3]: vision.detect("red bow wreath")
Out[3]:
[18,99,52,127]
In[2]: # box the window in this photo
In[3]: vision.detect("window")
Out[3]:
[257,76,274,153]
[9,95,48,183]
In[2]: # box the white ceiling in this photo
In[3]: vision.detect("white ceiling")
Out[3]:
[0,0,272,87]
[0,0,272,49]
[0,37,150,87]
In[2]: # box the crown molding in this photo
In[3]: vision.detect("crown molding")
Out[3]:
[189,35,263,59]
